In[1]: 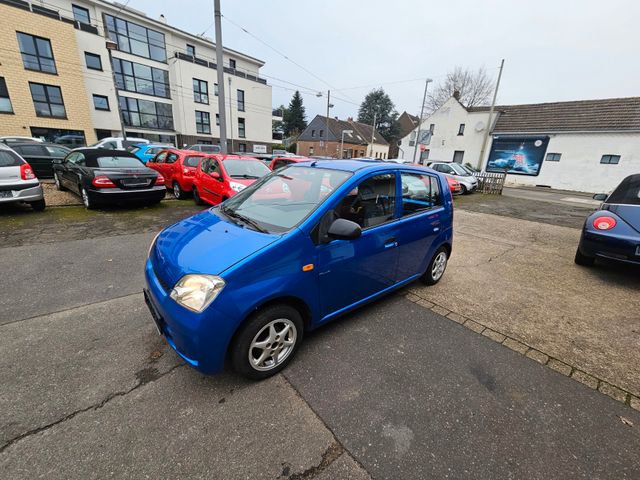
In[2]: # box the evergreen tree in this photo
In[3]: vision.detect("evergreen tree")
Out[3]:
[283,91,307,137]
[357,88,399,141]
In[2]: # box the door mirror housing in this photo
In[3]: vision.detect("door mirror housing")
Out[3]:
[328,218,362,240]
[593,193,608,202]
[210,171,220,180]
[52,158,63,164]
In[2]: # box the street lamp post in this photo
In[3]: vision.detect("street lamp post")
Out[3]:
[105,39,127,140]
[340,130,353,159]
[412,78,433,163]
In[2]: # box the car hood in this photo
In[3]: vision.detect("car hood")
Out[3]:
[604,204,640,233]
[151,208,279,288]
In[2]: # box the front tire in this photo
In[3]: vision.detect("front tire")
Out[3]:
[193,188,204,205]
[421,246,449,285]
[574,248,595,266]
[460,184,468,195]
[30,199,46,211]
[230,304,303,380]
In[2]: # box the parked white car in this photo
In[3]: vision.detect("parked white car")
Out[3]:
[88,137,150,151]
[0,136,43,145]
[0,143,45,211]
[427,161,478,194]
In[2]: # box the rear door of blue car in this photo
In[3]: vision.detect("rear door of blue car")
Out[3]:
[395,169,450,281]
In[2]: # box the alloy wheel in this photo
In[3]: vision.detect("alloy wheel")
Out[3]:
[431,251,447,281]
[173,182,181,199]
[81,188,90,208]
[54,173,61,189]
[248,319,297,371]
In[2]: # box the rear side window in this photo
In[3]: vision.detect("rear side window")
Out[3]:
[607,175,640,205]
[184,156,203,167]
[273,159,290,170]
[14,145,48,156]
[401,172,441,216]
[153,152,167,163]
[0,150,23,166]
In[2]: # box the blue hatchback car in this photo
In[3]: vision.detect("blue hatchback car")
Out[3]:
[130,144,172,164]
[575,174,640,267]
[144,160,454,379]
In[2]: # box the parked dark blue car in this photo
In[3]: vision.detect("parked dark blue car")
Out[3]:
[144,160,454,379]
[575,174,640,267]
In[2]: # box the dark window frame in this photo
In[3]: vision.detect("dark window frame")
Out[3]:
[118,96,174,130]
[453,150,464,163]
[237,89,245,112]
[238,117,246,138]
[193,78,209,104]
[216,113,220,126]
[458,124,465,136]
[17,32,57,74]
[429,124,435,134]
[546,153,561,162]
[400,171,442,218]
[92,94,110,111]
[600,154,621,165]
[186,44,196,57]
[72,4,90,24]
[0,77,13,114]
[196,111,211,134]
[29,82,66,118]
[112,58,170,99]
[84,52,102,71]
[229,58,236,69]
[104,14,167,63]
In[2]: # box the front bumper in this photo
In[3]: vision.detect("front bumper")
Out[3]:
[143,258,234,374]
[89,186,166,204]
[579,230,640,265]
[0,183,43,204]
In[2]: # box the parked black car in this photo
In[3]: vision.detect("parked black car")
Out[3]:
[9,142,70,178]
[52,148,166,209]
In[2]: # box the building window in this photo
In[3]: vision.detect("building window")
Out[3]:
[458,124,465,136]
[112,58,170,98]
[319,129,324,137]
[193,78,208,104]
[215,83,219,96]
[196,111,211,134]
[453,150,464,163]
[409,141,415,147]
[237,89,245,112]
[119,97,174,130]
[429,124,435,134]
[311,129,316,137]
[186,44,195,57]
[72,4,90,24]
[92,94,110,111]
[29,83,66,118]
[309,146,314,155]
[229,59,236,69]
[238,143,246,153]
[84,52,102,71]
[216,113,220,126]
[0,77,13,113]
[600,154,620,165]
[17,33,57,74]
[105,15,166,62]
[546,153,561,162]
[238,118,246,138]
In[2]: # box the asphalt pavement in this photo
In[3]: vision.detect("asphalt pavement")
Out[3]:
[1,202,639,479]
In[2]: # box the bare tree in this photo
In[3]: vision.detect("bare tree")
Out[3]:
[426,66,493,113]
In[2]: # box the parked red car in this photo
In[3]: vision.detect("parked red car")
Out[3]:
[146,149,205,199]
[268,156,310,170]
[192,154,271,206]
[406,163,462,195]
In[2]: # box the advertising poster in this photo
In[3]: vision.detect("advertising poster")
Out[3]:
[486,136,550,176]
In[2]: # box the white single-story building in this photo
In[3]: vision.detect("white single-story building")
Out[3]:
[399,95,640,193]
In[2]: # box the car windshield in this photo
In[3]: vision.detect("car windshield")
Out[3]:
[193,145,221,153]
[222,166,352,233]
[96,156,144,168]
[184,156,203,167]
[607,175,640,205]
[448,163,470,176]
[0,150,23,167]
[224,159,271,179]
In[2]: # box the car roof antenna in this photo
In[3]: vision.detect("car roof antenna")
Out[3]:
[310,160,318,167]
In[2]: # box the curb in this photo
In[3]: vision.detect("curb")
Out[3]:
[404,291,640,412]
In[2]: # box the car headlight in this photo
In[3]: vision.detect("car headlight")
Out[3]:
[229,181,246,192]
[170,274,225,312]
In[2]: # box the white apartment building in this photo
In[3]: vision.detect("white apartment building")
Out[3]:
[46,0,274,152]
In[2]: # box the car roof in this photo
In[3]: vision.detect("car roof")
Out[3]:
[207,154,263,162]
[9,142,68,148]
[288,159,432,173]
[69,148,138,159]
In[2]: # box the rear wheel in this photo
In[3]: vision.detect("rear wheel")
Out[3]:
[574,248,595,267]
[421,246,448,285]
[230,304,303,380]
[54,172,65,191]
[81,187,95,210]
[173,181,186,200]
[193,188,204,205]
[30,199,46,211]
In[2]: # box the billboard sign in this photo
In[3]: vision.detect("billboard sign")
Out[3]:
[486,136,549,176]
[252,144,267,154]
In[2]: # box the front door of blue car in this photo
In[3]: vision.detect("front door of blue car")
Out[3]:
[315,172,400,319]
[395,171,450,280]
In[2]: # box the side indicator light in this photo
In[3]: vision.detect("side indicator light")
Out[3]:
[302,264,314,272]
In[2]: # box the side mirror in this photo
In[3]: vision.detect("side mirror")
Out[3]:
[52,158,63,164]
[210,172,220,180]
[593,193,608,202]
[328,218,361,240]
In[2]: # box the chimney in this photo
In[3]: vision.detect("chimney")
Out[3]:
[453,90,460,100]
[158,14,167,24]
[334,116,339,120]
[347,117,353,122]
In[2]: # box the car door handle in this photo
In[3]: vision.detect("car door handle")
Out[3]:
[384,237,398,248]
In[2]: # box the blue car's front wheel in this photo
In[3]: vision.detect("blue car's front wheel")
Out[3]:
[230,304,304,380]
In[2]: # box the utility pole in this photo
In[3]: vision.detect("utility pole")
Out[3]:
[369,111,377,157]
[412,78,432,163]
[478,59,505,169]
[214,0,227,153]
[325,90,331,156]
[227,76,234,152]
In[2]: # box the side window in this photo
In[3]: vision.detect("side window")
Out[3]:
[154,151,167,163]
[66,152,79,164]
[102,141,117,150]
[211,160,222,177]
[166,153,178,164]
[334,173,396,229]
[75,153,86,166]
[401,172,440,216]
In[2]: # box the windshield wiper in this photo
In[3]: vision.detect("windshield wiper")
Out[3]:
[222,207,268,233]
[231,174,260,179]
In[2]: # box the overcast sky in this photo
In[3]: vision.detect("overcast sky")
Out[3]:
[132,0,640,120]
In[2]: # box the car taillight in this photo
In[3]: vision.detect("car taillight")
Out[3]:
[155,174,165,186]
[91,175,116,188]
[20,163,36,180]
[593,216,617,231]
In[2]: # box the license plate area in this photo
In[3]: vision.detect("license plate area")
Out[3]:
[0,191,13,198]
[143,289,164,335]
[121,178,151,188]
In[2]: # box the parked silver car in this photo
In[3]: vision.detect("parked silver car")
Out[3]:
[427,161,478,194]
[0,144,45,211]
